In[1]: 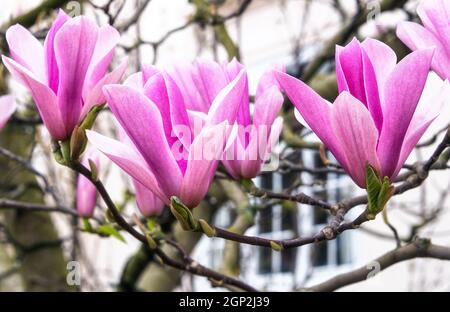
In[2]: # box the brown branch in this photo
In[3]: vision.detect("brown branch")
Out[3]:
[307,238,450,292]
[71,161,257,292]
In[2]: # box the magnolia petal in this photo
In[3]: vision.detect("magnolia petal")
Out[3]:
[43,9,70,92]
[207,69,247,126]
[335,38,366,105]
[397,21,450,80]
[103,85,183,198]
[195,59,229,104]
[253,86,284,129]
[180,122,228,208]
[392,79,450,178]
[361,38,397,96]
[6,24,46,83]
[84,25,120,97]
[54,16,98,134]
[275,71,347,168]
[417,0,450,54]
[76,147,100,218]
[81,57,128,119]
[86,130,168,204]
[256,64,285,98]
[0,95,16,131]
[132,179,165,217]
[331,92,380,188]
[2,56,66,139]
[166,62,208,112]
[377,48,434,178]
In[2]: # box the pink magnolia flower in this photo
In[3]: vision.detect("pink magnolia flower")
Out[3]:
[276,38,438,188]
[397,0,450,80]
[2,10,127,141]
[76,147,100,218]
[0,95,16,131]
[167,59,284,179]
[87,64,247,208]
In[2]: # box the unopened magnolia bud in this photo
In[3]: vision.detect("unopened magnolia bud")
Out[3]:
[70,126,87,161]
[79,104,105,130]
[170,196,198,231]
[88,159,99,182]
[270,241,283,252]
[199,219,216,237]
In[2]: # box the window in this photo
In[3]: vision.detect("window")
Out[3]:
[307,151,353,269]
[256,170,298,275]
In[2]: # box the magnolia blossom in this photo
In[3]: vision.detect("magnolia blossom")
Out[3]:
[276,38,442,188]
[2,10,127,141]
[76,147,100,218]
[397,0,450,80]
[167,59,284,179]
[87,65,247,208]
[0,95,16,131]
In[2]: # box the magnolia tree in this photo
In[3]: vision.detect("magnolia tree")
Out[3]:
[0,0,450,292]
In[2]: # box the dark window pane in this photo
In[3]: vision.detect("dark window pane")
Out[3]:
[281,248,296,273]
[258,247,272,274]
[336,234,351,265]
[258,208,272,233]
[313,188,328,225]
[260,173,273,190]
[311,241,328,267]
[281,204,296,231]
[282,170,298,190]
[313,152,328,181]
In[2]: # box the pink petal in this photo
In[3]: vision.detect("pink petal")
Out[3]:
[253,86,284,129]
[86,130,168,204]
[142,64,160,83]
[195,59,229,104]
[0,95,16,131]
[361,38,397,96]
[180,122,228,208]
[240,116,283,179]
[143,72,189,172]
[132,179,165,217]
[2,56,66,140]
[397,21,450,80]
[331,92,380,188]
[163,72,192,148]
[54,16,98,135]
[335,39,366,105]
[81,57,128,119]
[275,71,347,168]
[166,63,209,112]
[206,69,248,126]
[43,9,70,93]
[76,147,100,218]
[83,25,120,98]
[256,64,285,98]
[6,24,46,83]
[417,0,450,54]
[103,85,182,198]
[392,79,450,178]
[377,48,434,178]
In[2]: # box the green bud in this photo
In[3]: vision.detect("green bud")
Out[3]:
[365,163,394,217]
[145,232,158,249]
[198,219,216,237]
[270,241,283,252]
[88,159,99,182]
[70,126,87,161]
[170,196,198,231]
[79,104,105,130]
